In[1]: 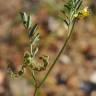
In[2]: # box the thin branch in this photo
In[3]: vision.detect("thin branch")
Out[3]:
[37,20,75,89]
[33,87,38,96]
[31,70,36,82]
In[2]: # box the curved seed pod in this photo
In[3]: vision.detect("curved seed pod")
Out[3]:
[18,70,24,76]
[30,55,49,71]
[39,56,49,69]
[23,51,31,66]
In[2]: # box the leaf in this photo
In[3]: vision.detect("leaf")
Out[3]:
[20,12,32,29]
[75,0,82,10]
[64,4,71,11]
[31,32,40,45]
[64,20,69,26]
[26,14,32,29]
[29,24,38,38]
[58,15,69,26]
[32,47,38,57]
[63,4,71,14]
[63,0,74,14]
[20,12,28,24]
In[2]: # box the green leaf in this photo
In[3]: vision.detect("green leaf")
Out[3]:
[59,15,69,26]
[64,4,71,11]
[33,47,38,57]
[20,12,28,24]
[26,14,32,29]
[75,0,82,10]
[20,12,32,29]
[31,32,40,45]
[29,24,38,38]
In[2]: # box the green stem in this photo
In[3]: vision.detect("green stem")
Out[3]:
[32,70,36,82]
[38,21,75,89]
[33,87,38,96]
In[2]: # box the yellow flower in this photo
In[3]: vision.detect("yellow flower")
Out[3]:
[81,7,90,17]
[74,7,90,19]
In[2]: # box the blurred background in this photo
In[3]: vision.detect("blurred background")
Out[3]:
[0,0,96,96]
